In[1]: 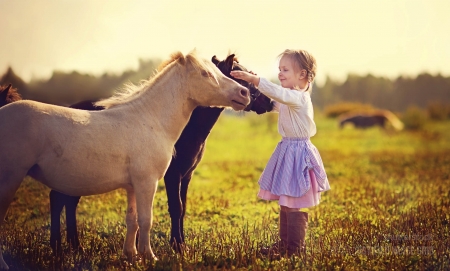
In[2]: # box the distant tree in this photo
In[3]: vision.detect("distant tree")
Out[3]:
[314,73,450,113]
[311,75,337,109]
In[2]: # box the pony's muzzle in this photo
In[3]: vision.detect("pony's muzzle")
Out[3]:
[240,88,249,98]
[230,86,250,110]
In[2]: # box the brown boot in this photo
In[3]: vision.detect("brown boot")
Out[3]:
[260,209,288,256]
[279,209,288,252]
[287,211,308,256]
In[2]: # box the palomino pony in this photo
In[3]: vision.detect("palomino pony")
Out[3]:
[0,51,250,270]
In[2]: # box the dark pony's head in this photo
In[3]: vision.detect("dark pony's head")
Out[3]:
[0,84,22,108]
[212,54,273,114]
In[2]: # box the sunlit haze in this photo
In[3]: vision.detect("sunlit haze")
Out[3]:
[1,0,449,86]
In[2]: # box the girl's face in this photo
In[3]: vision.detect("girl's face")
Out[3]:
[278,56,306,89]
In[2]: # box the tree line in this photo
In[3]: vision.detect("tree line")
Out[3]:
[1,60,450,111]
[312,73,450,112]
[0,58,160,106]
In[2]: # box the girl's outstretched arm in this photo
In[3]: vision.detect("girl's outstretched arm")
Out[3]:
[230,70,260,87]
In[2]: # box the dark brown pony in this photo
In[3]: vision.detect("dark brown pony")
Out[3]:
[339,110,404,131]
[164,54,272,251]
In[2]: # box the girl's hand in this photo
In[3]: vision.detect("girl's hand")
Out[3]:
[230,70,260,87]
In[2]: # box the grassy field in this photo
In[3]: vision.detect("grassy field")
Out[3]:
[1,112,449,270]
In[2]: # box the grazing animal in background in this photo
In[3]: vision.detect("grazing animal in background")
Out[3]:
[0,51,250,270]
[339,110,404,131]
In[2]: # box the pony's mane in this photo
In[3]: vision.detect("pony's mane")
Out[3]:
[0,84,22,104]
[96,51,216,109]
[157,51,186,72]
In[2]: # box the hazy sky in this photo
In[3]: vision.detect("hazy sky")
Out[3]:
[1,0,449,85]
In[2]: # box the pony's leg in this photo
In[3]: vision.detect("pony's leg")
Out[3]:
[65,195,81,250]
[163,167,183,250]
[49,190,65,254]
[122,188,138,261]
[0,172,26,270]
[135,180,158,261]
[180,173,193,244]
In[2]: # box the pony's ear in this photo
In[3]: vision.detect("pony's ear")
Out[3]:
[220,54,235,74]
[225,54,235,67]
[0,84,10,101]
[211,55,220,65]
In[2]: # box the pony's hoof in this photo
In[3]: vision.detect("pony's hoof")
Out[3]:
[50,238,62,255]
[123,248,138,264]
[123,254,139,265]
[67,246,84,254]
[68,238,83,252]
[143,251,158,262]
[170,241,184,254]
[76,245,85,253]
[174,243,189,255]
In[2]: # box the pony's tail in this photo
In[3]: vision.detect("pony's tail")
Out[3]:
[382,110,404,131]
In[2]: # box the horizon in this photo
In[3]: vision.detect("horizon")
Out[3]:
[1,0,449,86]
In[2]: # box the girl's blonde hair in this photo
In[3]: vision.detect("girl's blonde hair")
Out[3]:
[278,49,317,90]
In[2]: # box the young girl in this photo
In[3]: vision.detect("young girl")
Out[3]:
[231,49,330,256]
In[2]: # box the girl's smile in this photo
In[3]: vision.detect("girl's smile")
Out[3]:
[278,55,307,90]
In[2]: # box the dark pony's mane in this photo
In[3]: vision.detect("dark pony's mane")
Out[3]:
[0,84,22,107]
[96,51,217,109]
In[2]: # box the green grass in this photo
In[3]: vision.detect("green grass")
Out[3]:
[1,112,449,270]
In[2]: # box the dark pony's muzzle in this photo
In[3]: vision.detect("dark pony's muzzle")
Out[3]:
[244,84,261,111]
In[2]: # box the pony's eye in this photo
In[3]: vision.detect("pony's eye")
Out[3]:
[201,70,213,78]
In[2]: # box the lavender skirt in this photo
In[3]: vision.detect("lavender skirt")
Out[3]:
[257,137,330,208]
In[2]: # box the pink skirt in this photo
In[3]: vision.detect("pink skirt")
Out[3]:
[258,169,321,208]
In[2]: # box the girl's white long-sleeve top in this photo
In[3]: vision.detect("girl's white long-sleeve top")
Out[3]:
[258,78,316,138]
